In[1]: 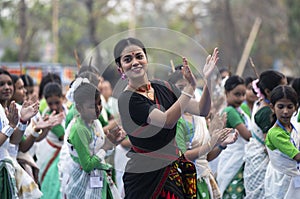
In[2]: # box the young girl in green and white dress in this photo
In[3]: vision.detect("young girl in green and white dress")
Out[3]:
[243,70,286,199]
[35,82,67,199]
[216,75,252,199]
[65,78,122,199]
[265,85,300,199]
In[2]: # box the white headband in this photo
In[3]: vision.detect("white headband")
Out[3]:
[66,77,90,103]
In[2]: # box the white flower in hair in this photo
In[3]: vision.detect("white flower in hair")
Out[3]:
[66,77,90,103]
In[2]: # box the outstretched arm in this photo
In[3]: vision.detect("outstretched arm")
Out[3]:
[186,48,219,117]
[147,57,196,129]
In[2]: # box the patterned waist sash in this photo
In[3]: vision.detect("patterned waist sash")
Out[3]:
[40,139,61,183]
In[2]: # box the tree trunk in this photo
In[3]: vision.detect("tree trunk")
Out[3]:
[211,0,241,72]
[19,0,27,62]
[85,0,103,69]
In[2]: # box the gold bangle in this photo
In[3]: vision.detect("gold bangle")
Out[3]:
[32,125,42,137]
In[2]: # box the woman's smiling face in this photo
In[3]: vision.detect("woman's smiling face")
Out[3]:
[0,74,14,104]
[119,45,148,80]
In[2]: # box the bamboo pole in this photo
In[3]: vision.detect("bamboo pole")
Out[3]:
[236,17,262,76]
[249,57,259,78]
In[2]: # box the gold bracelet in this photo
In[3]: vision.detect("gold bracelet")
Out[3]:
[31,125,42,138]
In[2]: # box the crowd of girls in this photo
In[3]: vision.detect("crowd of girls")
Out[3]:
[1,37,300,199]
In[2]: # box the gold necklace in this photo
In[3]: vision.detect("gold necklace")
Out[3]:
[129,82,154,101]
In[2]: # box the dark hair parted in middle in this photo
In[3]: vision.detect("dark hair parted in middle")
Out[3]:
[114,37,147,67]
[224,75,245,92]
[270,85,298,107]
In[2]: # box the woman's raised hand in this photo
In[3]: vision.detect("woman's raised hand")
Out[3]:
[182,57,197,89]
[20,99,39,123]
[48,111,65,127]
[203,47,219,79]
[6,101,19,128]
[221,129,239,146]
[33,111,64,131]
[210,128,231,148]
